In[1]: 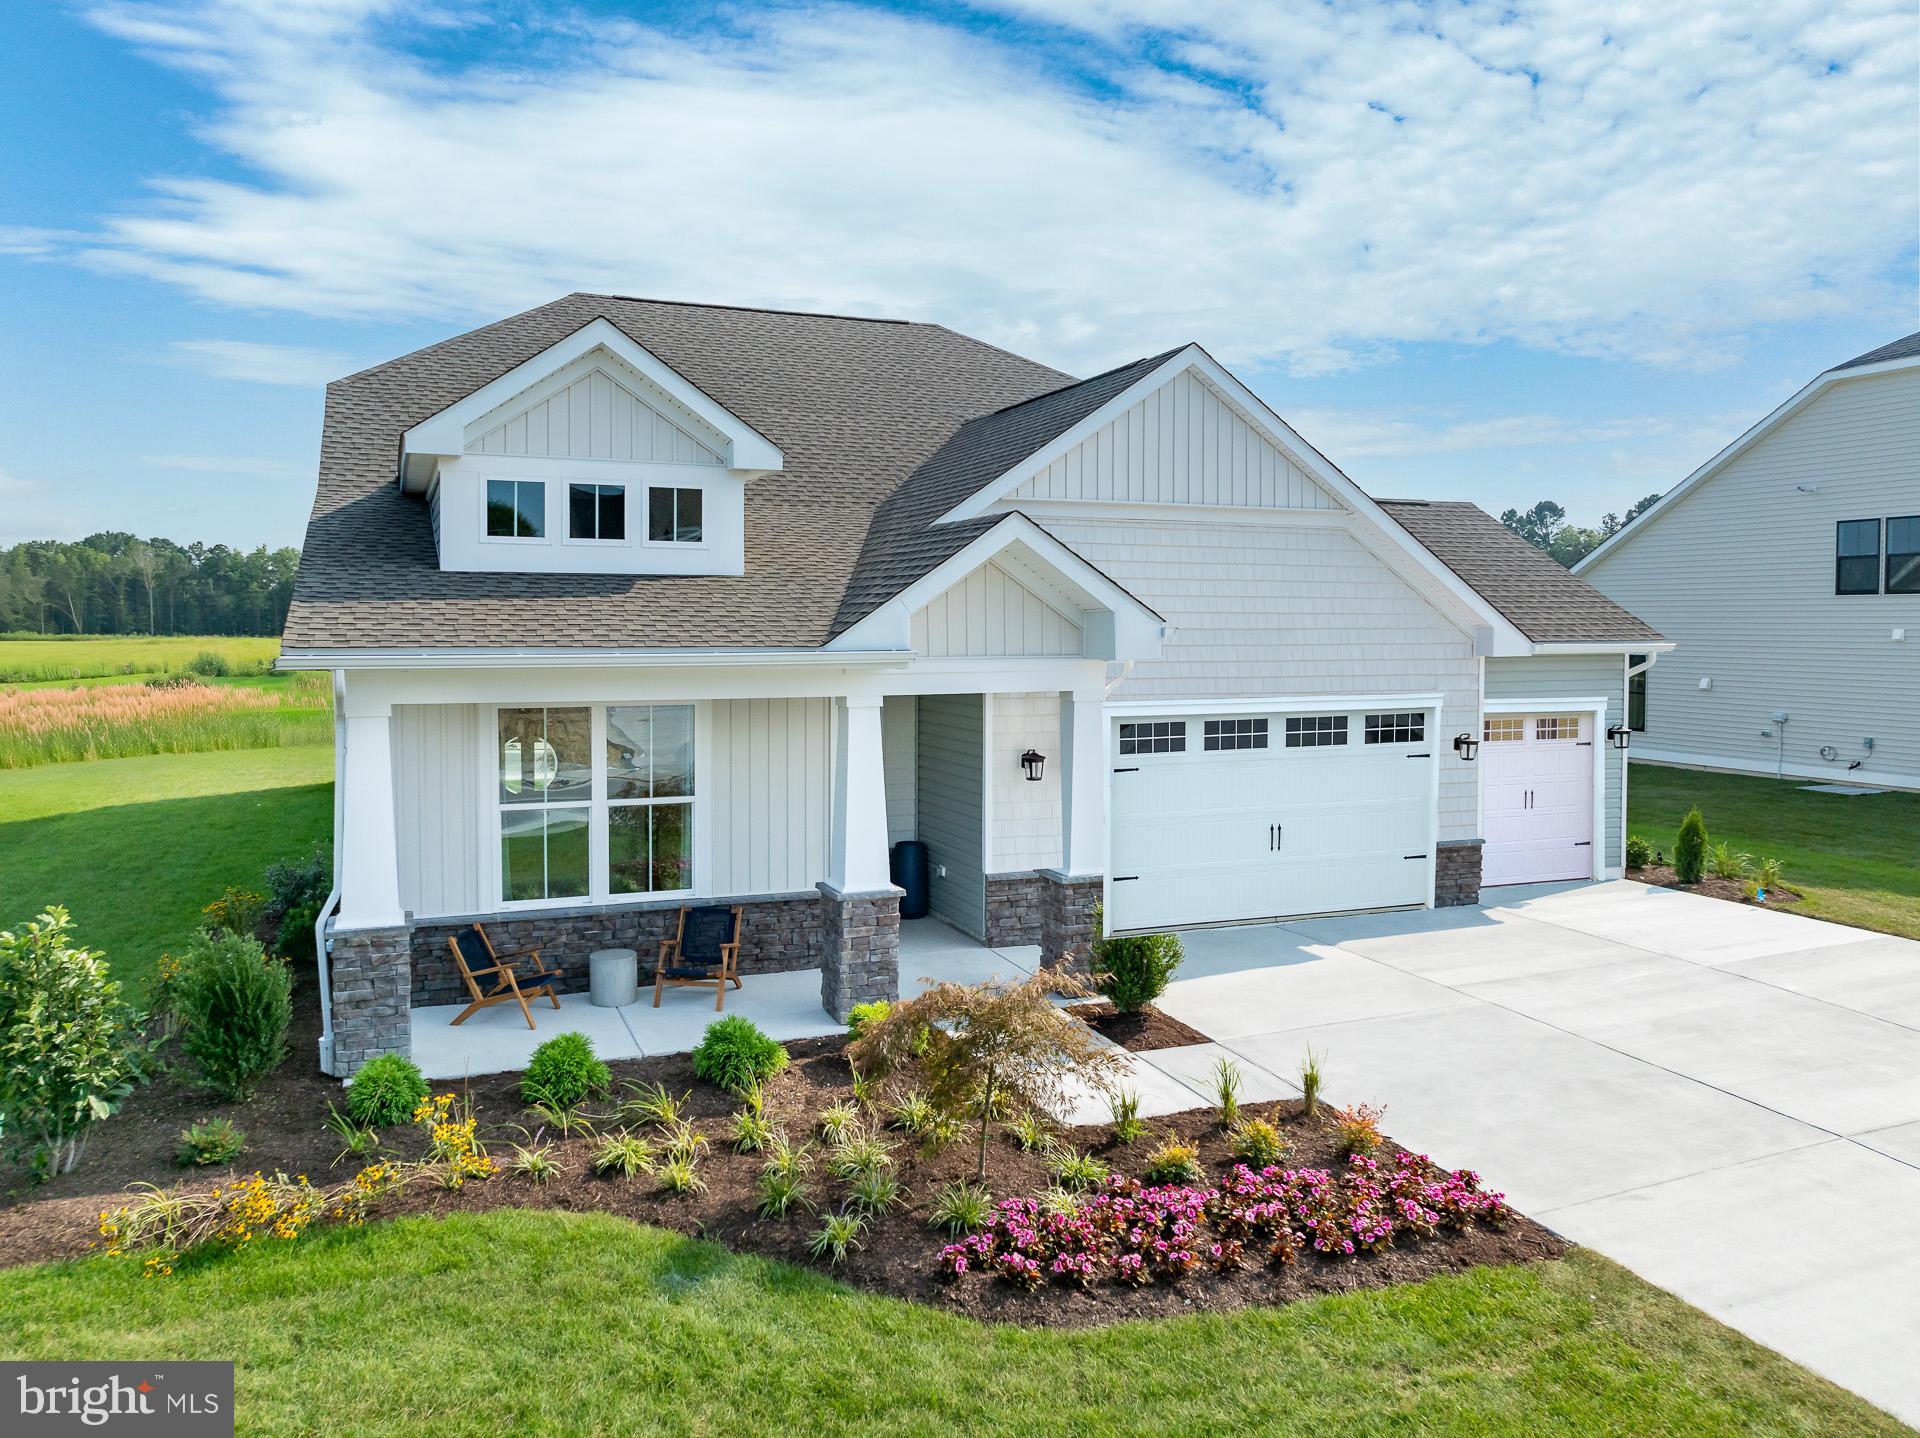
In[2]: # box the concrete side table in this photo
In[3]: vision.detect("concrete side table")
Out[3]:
[588,948,639,1008]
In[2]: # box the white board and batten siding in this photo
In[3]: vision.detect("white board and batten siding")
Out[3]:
[1039,516,1482,844]
[990,693,1063,873]
[389,698,832,921]
[1484,654,1625,873]
[1013,368,1342,511]
[464,361,726,466]
[911,561,1084,658]
[915,694,987,939]
[1582,365,1920,786]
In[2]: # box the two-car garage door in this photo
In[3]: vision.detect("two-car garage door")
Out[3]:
[1106,707,1435,933]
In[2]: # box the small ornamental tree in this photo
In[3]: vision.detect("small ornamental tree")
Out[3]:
[850,972,1125,1182]
[1674,807,1708,885]
[0,907,143,1179]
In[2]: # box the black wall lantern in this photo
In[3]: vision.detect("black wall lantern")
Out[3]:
[1452,732,1480,761]
[1020,749,1046,782]
[1606,724,1631,751]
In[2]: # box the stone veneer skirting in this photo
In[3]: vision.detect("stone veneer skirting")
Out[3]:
[1434,839,1484,908]
[818,884,901,1022]
[329,925,413,1075]
[1038,870,1103,975]
[407,891,828,1009]
[984,872,1047,947]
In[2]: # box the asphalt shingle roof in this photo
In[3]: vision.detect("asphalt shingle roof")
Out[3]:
[283,294,1070,651]
[1830,331,1920,371]
[1378,500,1666,645]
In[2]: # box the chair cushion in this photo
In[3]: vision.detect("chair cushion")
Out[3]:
[662,965,716,981]
[452,927,492,973]
[679,906,738,963]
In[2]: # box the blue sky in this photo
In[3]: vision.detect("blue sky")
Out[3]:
[1,0,1914,551]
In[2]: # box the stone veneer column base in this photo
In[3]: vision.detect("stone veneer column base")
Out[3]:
[984,872,1047,947]
[817,883,901,1022]
[1435,839,1484,908]
[329,924,414,1077]
[1037,870,1103,976]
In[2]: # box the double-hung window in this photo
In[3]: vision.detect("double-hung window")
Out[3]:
[568,484,626,542]
[1836,519,1881,594]
[1888,516,1920,595]
[648,487,704,543]
[486,479,545,539]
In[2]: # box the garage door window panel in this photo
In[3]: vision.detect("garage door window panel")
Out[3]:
[1285,715,1347,748]
[1364,712,1425,745]
[1119,721,1185,755]
[1203,718,1268,751]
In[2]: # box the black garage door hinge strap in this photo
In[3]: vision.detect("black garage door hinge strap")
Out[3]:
[1112,767,1140,774]
[1111,875,1140,882]
[1403,853,1428,860]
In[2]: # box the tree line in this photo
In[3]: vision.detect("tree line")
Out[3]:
[0,533,300,636]
[1499,493,1663,567]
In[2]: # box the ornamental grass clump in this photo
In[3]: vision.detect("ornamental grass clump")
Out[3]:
[928,1180,992,1236]
[656,1155,706,1196]
[850,971,1125,1182]
[1047,1149,1110,1193]
[522,1031,611,1110]
[0,906,142,1179]
[691,1015,789,1096]
[621,1080,689,1128]
[757,1131,813,1218]
[827,1130,895,1182]
[817,1101,861,1146]
[347,1053,429,1128]
[1211,1057,1242,1128]
[731,1107,774,1153]
[1708,841,1752,881]
[174,928,292,1102]
[591,1129,655,1179]
[1108,1089,1147,1145]
[808,1208,866,1266]
[1009,1110,1056,1154]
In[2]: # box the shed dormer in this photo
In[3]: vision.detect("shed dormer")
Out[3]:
[399,317,782,577]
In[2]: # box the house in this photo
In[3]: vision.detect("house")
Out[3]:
[1576,333,1919,791]
[282,295,1666,1076]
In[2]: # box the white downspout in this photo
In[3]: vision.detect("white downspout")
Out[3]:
[316,669,347,1076]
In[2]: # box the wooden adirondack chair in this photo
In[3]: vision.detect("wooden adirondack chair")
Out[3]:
[652,905,744,1011]
[447,924,562,1028]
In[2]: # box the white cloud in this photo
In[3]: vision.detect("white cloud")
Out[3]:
[163,339,356,386]
[139,452,309,477]
[68,0,1919,373]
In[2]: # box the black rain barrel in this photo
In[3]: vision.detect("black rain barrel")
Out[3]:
[891,840,930,920]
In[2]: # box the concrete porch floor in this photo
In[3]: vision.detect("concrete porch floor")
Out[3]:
[408,917,1042,1079]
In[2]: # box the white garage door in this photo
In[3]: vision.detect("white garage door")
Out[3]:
[1481,712,1596,887]
[1107,708,1435,933]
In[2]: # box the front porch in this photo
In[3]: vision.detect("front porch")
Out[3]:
[407,918,1043,1078]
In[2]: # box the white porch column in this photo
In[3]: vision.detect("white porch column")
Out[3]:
[1058,689,1107,878]
[827,694,893,893]
[336,701,406,931]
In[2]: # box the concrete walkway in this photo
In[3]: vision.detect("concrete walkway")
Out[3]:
[1156,879,1920,1426]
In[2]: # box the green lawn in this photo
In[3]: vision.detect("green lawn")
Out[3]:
[1628,763,1920,940]
[0,745,333,993]
[0,1214,1899,1438]
[0,634,279,684]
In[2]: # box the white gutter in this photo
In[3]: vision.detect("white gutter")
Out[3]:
[277,646,912,673]
[1531,641,1677,656]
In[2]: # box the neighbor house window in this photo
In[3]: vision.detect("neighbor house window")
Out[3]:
[648,487,704,543]
[1203,717,1268,751]
[1888,516,1920,594]
[1628,657,1648,732]
[569,483,626,541]
[486,479,545,539]
[1836,519,1880,594]
[498,707,590,901]
[1118,721,1185,755]
[1284,715,1348,748]
[606,705,694,895]
[1364,712,1425,744]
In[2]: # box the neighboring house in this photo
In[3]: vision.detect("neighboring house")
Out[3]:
[1577,333,1920,791]
[283,295,1665,1075]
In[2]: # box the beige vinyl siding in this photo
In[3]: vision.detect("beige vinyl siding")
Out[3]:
[1038,515,1482,841]
[911,561,1084,658]
[990,692,1062,872]
[1485,654,1626,869]
[1013,368,1341,510]
[707,698,831,894]
[465,362,725,464]
[392,703,485,919]
[881,695,918,846]
[916,693,986,938]
[1583,366,1920,785]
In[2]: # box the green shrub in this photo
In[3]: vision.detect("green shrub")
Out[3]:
[1089,905,1183,1013]
[1674,807,1708,885]
[185,650,232,677]
[276,895,323,964]
[1228,1117,1287,1169]
[173,929,291,1102]
[846,1000,891,1038]
[0,907,143,1178]
[691,1015,788,1096]
[1143,1137,1202,1185]
[265,847,332,961]
[521,1031,611,1109]
[348,1053,429,1127]
[176,1117,246,1167]
[1625,833,1653,870]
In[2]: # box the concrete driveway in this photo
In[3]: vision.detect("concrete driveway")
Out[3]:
[1158,879,1920,1427]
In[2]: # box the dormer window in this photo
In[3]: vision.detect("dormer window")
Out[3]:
[569,483,626,542]
[649,486,704,544]
[486,479,545,539]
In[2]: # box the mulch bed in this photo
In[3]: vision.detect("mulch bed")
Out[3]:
[0,980,1564,1327]
[1072,1001,1211,1053]
[1629,864,1803,910]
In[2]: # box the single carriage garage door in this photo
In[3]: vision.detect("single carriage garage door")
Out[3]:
[1106,708,1436,933]
[1480,712,1596,887]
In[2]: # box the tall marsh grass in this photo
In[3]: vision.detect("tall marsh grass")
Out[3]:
[0,675,331,768]
[0,635,280,684]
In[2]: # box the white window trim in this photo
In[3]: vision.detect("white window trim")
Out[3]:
[1482,695,1611,882]
[562,482,632,548]
[644,483,710,549]
[485,701,704,912]
[480,476,552,546]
